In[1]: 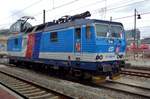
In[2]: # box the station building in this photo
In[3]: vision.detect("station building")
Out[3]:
[125,29,141,46]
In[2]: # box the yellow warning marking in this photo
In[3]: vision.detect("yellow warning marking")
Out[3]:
[111,74,121,80]
[92,76,106,83]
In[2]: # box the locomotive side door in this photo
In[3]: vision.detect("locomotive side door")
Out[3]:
[74,27,82,60]
[32,32,42,59]
[25,33,35,58]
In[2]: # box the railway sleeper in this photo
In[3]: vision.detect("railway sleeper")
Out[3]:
[11,84,32,89]
[28,93,53,99]
[20,88,41,94]
[24,91,46,97]
[8,82,26,85]
[16,86,36,91]
[10,83,29,87]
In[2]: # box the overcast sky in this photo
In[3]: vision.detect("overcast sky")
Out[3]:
[0,0,150,38]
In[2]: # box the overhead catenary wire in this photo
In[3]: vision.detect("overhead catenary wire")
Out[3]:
[38,0,148,22]
[0,0,45,29]
[32,0,80,17]
[92,0,147,14]
[1,0,44,21]
[12,0,44,16]
[126,25,150,30]
[52,0,79,10]
[0,0,150,29]
[0,0,147,23]
[0,0,80,28]
[43,0,106,19]
[0,0,143,25]
[33,0,139,19]
[45,0,146,20]
[112,11,150,20]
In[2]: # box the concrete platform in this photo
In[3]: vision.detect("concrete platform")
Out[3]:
[126,60,150,68]
[0,58,8,64]
[0,84,23,99]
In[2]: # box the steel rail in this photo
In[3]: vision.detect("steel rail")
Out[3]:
[0,71,71,99]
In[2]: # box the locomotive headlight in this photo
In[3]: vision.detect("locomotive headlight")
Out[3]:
[96,55,100,60]
[117,55,120,59]
[96,55,103,60]
[117,55,123,59]
[120,55,123,58]
[99,55,103,60]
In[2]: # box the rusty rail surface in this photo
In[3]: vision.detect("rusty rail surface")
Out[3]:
[98,80,150,98]
[121,68,150,78]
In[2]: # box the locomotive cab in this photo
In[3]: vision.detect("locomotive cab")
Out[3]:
[94,21,126,79]
[95,23,126,60]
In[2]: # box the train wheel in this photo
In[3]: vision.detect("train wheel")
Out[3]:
[70,69,83,79]
[83,72,92,80]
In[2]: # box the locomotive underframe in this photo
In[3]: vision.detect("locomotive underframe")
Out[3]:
[9,56,125,79]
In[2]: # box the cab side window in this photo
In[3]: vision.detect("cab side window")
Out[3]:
[75,28,81,40]
[50,32,58,42]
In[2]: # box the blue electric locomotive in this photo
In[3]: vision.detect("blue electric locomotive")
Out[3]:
[7,11,126,80]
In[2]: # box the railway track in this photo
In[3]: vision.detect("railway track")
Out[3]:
[98,80,150,98]
[121,68,150,78]
[0,65,108,99]
[0,71,70,99]
[1,63,150,98]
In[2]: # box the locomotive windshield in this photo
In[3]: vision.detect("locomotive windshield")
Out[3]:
[96,24,109,37]
[95,24,123,38]
[110,25,123,38]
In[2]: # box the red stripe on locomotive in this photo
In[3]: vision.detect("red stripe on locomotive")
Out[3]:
[26,33,35,58]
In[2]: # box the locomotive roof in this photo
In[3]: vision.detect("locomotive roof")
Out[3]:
[44,19,123,32]
[8,19,123,38]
